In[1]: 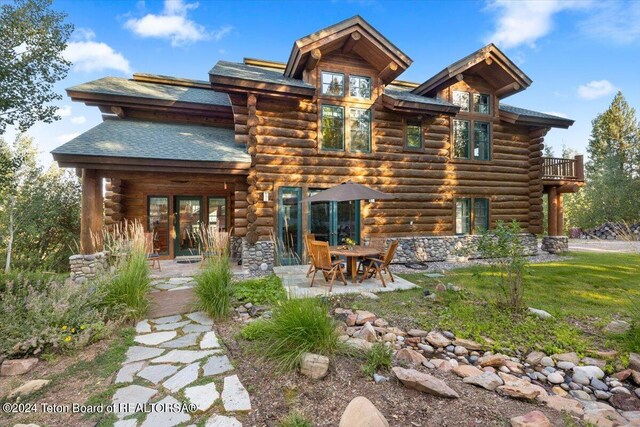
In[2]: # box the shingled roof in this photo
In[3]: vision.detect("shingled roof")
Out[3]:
[499,104,574,129]
[52,119,250,164]
[209,61,315,96]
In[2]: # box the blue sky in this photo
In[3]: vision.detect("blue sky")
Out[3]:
[11,0,640,165]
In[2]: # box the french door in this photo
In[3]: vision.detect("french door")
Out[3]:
[277,187,302,264]
[308,189,360,245]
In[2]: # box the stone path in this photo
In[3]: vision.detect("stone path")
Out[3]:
[112,311,251,426]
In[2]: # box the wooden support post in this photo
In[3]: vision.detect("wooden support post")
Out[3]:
[575,155,585,181]
[80,169,103,254]
[548,186,557,236]
[556,192,564,236]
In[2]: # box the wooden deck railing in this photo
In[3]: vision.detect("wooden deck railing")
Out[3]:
[542,155,584,181]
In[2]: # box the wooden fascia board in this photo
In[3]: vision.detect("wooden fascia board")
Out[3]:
[381,94,458,115]
[499,110,574,129]
[209,75,315,98]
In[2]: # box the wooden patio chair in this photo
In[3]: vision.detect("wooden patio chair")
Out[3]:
[359,240,399,287]
[303,233,316,277]
[358,236,387,275]
[309,240,347,291]
[144,232,161,271]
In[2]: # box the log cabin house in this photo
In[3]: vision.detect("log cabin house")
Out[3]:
[52,16,584,274]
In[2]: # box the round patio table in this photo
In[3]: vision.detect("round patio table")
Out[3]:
[330,245,382,283]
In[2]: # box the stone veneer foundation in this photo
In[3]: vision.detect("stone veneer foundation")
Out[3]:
[69,251,109,283]
[540,236,569,254]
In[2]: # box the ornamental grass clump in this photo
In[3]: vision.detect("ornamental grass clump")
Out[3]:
[194,227,232,320]
[362,342,393,377]
[241,297,340,372]
[277,411,313,427]
[98,220,150,319]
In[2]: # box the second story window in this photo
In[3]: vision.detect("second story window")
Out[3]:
[452,90,470,112]
[321,105,344,150]
[454,119,491,160]
[349,108,371,152]
[473,93,491,114]
[405,122,422,150]
[321,72,344,96]
[474,121,491,160]
[453,120,470,158]
[349,75,371,99]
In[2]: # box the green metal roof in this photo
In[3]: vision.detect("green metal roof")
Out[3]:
[209,61,315,89]
[51,119,250,163]
[67,77,231,107]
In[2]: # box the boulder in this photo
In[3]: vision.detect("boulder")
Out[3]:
[355,310,376,325]
[394,348,427,366]
[430,358,456,372]
[538,395,584,416]
[354,322,378,343]
[340,337,372,352]
[477,354,506,367]
[573,365,605,380]
[463,372,503,391]
[528,307,553,319]
[392,367,459,398]
[1,358,38,376]
[610,394,640,411]
[453,338,483,351]
[509,410,552,427]
[8,379,50,399]
[339,396,389,427]
[552,352,580,365]
[300,353,329,380]
[497,384,543,401]
[407,329,429,337]
[632,370,640,386]
[581,357,606,369]
[604,320,631,334]
[425,331,451,348]
[453,364,483,378]
[525,351,545,365]
[373,318,388,328]
[334,308,353,322]
[630,353,640,372]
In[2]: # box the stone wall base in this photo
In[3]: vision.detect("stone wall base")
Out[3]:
[69,251,109,283]
[230,236,242,261]
[241,240,275,273]
[541,236,568,254]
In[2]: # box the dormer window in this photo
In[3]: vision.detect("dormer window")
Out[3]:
[321,72,344,96]
[473,93,491,114]
[349,75,371,99]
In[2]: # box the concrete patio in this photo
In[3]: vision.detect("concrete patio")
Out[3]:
[275,264,419,298]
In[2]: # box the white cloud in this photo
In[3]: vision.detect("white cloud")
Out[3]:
[70,116,87,125]
[125,0,230,47]
[543,111,569,118]
[56,133,80,143]
[485,0,589,49]
[64,28,131,74]
[57,105,72,117]
[577,80,616,100]
[579,1,640,44]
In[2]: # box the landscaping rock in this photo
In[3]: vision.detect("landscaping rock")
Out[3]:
[354,322,377,343]
[392,367,459,398]
[407,329,429,337]
[339,396,389,427]
[631,353,640,372]
[300,352,329,380]
[594,390,611,400]
[581,357,606,369]
[334,308,353,322]
[425,331,451,348]
[477,354,506,367]
[355,310,376,325]
[547,372,564,384]
[454,346,468,356]
[633,370,640,386]
[611,386,631,395]
[453,338,483,351]
[552,386,568,397]
[373,373,388,384]
[610,393,640,411]
[1,358,38,376]
[373,318,388,327]
[394,348,427,366]
[453,364,483,378]
[540,356,554,367]
[552,352,580,365]
[528,307,553,319]
[418,343,435,354]
[574,365,605,380]
[222,374,251,411]
[509,410,551,427]
[569,390,591,400]
[8,379,50,399]
[340,337,372,351]
[185,382,218,411]
[538,395,584,416]
[463,372,503,391]
[604,320,631,334]
[591,377,609,391]
[572,370,591,385]
[556,361,575,370]
[525,351,545,365]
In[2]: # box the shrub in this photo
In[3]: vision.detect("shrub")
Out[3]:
[362,342,393,377]
[242,297,340,371]
[476,220,528,312]
[233,275,286,305]
[0,276,111,357]
[195,254,232,320]
[98,221,150,319]
[278,411,313,427]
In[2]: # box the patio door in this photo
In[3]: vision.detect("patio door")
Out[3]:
[174,196,202,256]
[308,189,360,245]
[278,187,302,264]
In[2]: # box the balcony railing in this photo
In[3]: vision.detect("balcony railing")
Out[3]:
[542,155,584,181]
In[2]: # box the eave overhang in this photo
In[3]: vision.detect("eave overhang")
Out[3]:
[381,93,459,115]
[499,109,574,129]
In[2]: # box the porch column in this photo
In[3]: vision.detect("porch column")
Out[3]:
[80,169,104,254]
[556,192,564,236]
[547,186,558,236]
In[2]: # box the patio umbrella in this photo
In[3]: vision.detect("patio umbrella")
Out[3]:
[301,180,394,203]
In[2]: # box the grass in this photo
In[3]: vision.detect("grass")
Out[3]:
[194,255,232,320]
[362,342,393,377]
[232,274,286,305]
[346,252,639,357]
[240,297,341,371]
[278,411,313,427]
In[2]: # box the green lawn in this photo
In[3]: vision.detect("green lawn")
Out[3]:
[342,252,639,364]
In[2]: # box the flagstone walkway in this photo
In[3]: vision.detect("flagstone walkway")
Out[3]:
[112,311,251,427]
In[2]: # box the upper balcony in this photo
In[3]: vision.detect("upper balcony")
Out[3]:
[541,155,585,188]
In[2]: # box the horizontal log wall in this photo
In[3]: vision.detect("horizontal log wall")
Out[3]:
[232,56,546,240]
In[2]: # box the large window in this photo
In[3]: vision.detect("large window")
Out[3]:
[349,108,371,152]
[452,91,470,112]
[148,196,169,255]
[321,72,344,96]
[405,122,422,150]
[473,93,491,114]
[454,119,491,160]
[474,122,491,160]
[453,120,470,159]
[455,197,490,235]
[349,75,371,99]
[207,197,227,232]
[321,105,345,150]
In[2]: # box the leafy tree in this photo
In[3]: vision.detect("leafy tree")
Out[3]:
[0,0,73,133]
